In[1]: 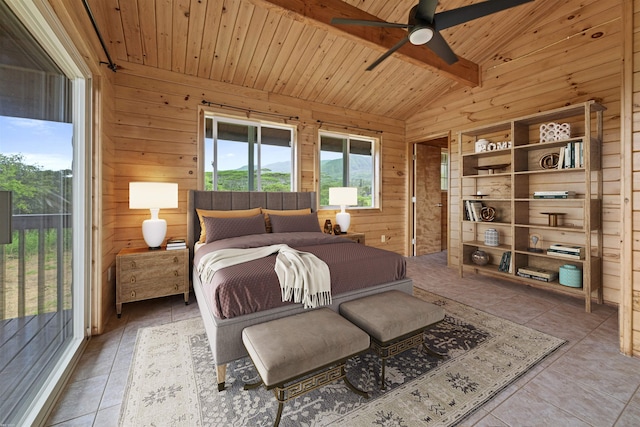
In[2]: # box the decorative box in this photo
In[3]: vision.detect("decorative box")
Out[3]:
[540,122,571,142]
[559,264,582,288]
[484,228,499,246]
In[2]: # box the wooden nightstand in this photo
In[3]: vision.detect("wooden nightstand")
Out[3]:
[339,232,366,244]
[116,247,189,317]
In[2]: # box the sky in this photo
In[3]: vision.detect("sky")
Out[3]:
[0,116,73,171]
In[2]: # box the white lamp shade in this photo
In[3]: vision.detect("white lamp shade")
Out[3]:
[329,187,358,233]
[329,187,358,207]
[129,182,178,209]
[129,182,178,248]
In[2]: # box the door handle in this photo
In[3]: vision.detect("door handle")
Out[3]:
[436,203,443,207]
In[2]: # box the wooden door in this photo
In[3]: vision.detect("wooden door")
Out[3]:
[414,144,442,255]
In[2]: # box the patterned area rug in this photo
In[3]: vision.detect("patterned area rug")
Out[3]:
[119,289,565,426]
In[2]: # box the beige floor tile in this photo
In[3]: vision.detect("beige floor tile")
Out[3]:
[93,404,121,427]
[491,388,592,426]
[99,367,129,410]
[47,375,108,425]
[523,369,626,426]
[47,412,95,426]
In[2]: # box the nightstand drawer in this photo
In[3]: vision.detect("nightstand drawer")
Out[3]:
[119,252,185,272]
[118,265,186,283]
[120,280,185,302]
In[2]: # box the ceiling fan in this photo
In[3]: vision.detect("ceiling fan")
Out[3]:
[331,0,533,71]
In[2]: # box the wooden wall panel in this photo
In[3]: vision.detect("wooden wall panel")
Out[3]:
[406,2,622,305]
[112,62,408,256]
[627,0,639,356]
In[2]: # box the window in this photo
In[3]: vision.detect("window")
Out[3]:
[441,149,449,190]
[319,131,379,208]
[203,116,296,191]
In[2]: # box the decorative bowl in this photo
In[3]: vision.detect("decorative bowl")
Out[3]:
[471,250,490,266]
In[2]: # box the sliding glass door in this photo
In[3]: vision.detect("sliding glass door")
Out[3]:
[0,1,90,424]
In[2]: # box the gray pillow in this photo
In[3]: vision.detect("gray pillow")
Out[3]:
[269,212,321,233]
[203,214,266,243]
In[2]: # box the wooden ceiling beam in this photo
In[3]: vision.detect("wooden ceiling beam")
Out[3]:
[247,0,479,87]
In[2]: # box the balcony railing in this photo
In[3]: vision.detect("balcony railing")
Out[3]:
[0,213,71,320]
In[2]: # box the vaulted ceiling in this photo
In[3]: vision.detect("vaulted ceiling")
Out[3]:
[85,0,560,120]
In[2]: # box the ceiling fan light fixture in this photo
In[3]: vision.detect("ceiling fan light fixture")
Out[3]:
[408,26,434,45]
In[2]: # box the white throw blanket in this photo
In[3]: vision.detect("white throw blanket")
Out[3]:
[196,244,331,309]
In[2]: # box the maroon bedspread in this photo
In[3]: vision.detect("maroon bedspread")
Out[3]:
[194,232,406,319]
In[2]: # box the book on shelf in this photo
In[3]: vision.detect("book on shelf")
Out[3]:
[498,251,511,272]
[517,272,555,282]
[549,244,583,253]
[557,147,565,169]
[557,140,583,169]
[533,190,575,199]
[546,250,583,260]
[464,200,484,222]
[517,266,558,280]
[470,201,483,222]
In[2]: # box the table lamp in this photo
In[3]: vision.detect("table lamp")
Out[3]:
[129,182,178,249]
[329,187,358,233]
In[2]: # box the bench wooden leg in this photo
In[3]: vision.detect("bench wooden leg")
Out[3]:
[216,364,227,391]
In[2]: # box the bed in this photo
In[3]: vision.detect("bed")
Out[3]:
[187,190,413,391]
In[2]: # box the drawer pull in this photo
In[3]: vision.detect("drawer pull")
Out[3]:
[130,290,136,298]
[174,284,179,291]
[174,270,179,276]
[130,261,137,268]
[129,276,136,283]
[173,256,179,263]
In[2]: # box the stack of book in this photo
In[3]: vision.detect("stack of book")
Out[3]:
[166,238,186,250]
[546,244,584,260]
[498,251,512,273]
[516,266,558,282]
[463,200,484,222]
[557,140,583,169]
[533,190,575,199]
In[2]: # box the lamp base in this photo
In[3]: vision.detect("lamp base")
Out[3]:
[335,212,351,233]
[142,218,167,249]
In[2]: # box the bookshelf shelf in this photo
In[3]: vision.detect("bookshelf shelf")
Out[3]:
[458,101,604,312]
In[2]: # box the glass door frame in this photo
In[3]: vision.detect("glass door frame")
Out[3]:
[4,0,92,425]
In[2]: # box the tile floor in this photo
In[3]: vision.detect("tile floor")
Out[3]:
[46,252,640,426]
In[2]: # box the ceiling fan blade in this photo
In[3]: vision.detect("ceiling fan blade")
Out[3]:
[425,31,458,65]
[415,0,439,23]
[366,36,410,71]
[331,18,410,28]
[435,0,533,31]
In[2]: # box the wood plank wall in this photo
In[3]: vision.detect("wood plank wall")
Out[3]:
[406,2,623,306]
[629,0,639,357]
[111,62,409,257]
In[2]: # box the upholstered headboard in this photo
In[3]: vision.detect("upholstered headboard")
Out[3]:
[187,190,317,264]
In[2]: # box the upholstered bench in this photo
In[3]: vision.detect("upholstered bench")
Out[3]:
[242,307,370,427]
[339,290,446,389]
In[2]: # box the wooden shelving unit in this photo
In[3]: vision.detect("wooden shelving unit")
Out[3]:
[458,101,605,312]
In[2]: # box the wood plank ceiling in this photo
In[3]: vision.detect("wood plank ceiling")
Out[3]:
[86,0,549,120]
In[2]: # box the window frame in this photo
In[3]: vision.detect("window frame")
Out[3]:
[201,113,298,192]
[318,130,381,210]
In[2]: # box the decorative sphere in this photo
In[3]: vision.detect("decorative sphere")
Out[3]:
[471,250,490,266]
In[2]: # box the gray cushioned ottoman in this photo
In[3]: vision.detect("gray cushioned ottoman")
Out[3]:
[242,307,370,426]
[339,290,445,389]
